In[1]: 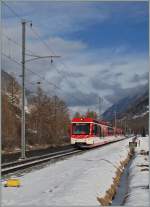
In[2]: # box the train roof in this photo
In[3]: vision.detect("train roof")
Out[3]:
[72,117,98,123]
[72,117,111,126]
[71,117,123,131]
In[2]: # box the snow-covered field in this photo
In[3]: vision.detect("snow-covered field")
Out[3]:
[124,136,149,206]
[2,138,132,206]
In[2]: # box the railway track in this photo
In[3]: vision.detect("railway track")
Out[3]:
[2,144,75,163]
[2,148,82,175]
[2,136,133,176]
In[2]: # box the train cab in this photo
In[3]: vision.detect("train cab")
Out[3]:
[70,117,124,147]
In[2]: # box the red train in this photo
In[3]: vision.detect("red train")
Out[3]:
[70,117,124,148]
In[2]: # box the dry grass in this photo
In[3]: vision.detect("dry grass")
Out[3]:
[140,168,149,172]
[137,164,149,167]
[140,150,149,155]
[97,153,131,206]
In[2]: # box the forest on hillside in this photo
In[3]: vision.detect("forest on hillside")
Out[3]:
[2,73,70,152]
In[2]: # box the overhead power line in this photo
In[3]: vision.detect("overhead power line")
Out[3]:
[2,52,88,106]
[2,1,96,110]
[2,52,60,90]
[29,26,87,87]
[2,33,37,57]
[2,1,21,19]
[2,1,88,90]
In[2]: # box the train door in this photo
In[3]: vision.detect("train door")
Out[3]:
[103,126,108,137]
[100,125,105,138]
[97,125,102,138]
[93,124,98,136]
[92,124,101,143]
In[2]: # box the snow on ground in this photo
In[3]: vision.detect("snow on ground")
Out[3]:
[2,138,132,206]
[124,136,149,206]
[132,110,149,119]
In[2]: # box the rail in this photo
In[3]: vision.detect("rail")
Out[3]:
[2,136,133,175]
[2,148,82,175]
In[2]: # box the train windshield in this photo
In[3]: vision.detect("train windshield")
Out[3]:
[72,123,90,135]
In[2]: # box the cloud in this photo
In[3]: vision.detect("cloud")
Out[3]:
[101,69,110,74]
[62,90,98,107]
[2,1,110,36]
[2,33,148,109]
[130,72,149,83]
[115,72,123,77]
[110,60,128,68]
[91,78,120,91]
[104,82,148,104]
[131,74,142,83]
[3,1,148,39]
[2,1,148,115]
[43,37,87,56]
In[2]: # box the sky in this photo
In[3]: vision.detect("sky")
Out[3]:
[1,1,149,116]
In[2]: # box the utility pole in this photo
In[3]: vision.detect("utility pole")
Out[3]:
[20,20,60,159]
[124,119,126,135]
[11,77,14,103]
[121,119,123,128]
[114,111,117,136]
[21,20,26,159]
[54,95,57,136]
[98,96,103,120]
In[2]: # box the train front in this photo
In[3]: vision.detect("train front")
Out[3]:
[70,117,94,145]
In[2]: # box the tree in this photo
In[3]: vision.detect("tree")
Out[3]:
[73,112,81,118]
[2,83,71,151]
[85,109,98,119]
[2,93,21,151]
[141,127,146,137]
[27,87,70,147]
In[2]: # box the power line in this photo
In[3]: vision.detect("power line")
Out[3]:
[2,2,96,111]
[2,52,60,90]
[2,1,88,92]
[3,10,76,85]
[2,52,88,106]
[30,26,87,88]
[2,33,37,57]
[3,27,71,83]
[29,27,89,99]
[2,33,21,47]
[2,1,22,19]
[2,52,97,111]
[30,26,57,56]
[29,27,69,76]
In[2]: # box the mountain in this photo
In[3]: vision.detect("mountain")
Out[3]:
[103,84,148,121]
[2,70,31,112]
[2,70,70,153]
[124,90,148,118]
[102,84,149,134]
[1,70,22,107]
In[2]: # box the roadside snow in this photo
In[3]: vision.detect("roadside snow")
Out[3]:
[124,136,149,206]
[2,138,132,206]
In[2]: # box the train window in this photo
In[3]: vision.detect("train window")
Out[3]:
[100,126,105,137]
[93,124,98,135]
[72,123,90,135]
[108,127,114,135]
[98,126,102,137]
